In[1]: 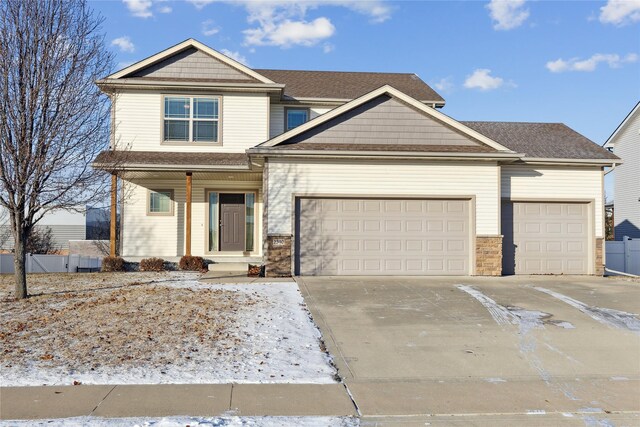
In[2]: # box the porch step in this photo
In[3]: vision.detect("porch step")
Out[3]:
[208,262,249,272]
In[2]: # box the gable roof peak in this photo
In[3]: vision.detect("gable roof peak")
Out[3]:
[105,38,274,84]
[257,84,511,153]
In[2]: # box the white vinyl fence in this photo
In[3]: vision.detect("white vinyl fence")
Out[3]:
[605,237,640,276]
[0,253,102,274]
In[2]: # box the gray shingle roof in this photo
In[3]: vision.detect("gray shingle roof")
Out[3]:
[461,121,619,160]
[255,69,445,103]
[93,151,249,168]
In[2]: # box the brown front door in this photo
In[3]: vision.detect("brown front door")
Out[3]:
[220,193,245,251]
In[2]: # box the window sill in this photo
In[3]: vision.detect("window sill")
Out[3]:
[161,141,223,146]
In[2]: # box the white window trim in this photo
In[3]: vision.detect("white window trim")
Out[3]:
[162,95,222,145]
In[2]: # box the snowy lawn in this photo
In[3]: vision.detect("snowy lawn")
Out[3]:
[0,272,337,385]
[0,416,359,427]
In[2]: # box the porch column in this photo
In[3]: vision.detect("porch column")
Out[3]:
[185,172,192,256]
[110,173,117,257]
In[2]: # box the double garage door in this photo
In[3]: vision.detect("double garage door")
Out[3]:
[296,197,471,276]
[295,198,592,276]
[502,201,591,275]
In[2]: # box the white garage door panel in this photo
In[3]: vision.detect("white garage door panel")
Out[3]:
[296,198,470,276]
[503,202,590,275]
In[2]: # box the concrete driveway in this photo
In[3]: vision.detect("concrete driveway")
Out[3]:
[297,276,640,425]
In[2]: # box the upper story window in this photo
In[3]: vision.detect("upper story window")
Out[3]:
[163,96,220,143]
[285,107,309,131]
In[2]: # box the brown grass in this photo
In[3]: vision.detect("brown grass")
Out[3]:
[0,272,258,372]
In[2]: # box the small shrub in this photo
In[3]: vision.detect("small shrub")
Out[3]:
[179,255,205,271]
[140,257,165,272]
[101,256,125,272]
[248,264,262,277]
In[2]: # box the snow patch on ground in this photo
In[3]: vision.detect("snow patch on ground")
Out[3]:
[0,416,360,427]
[1,275,337,386]
[533,286,640,334]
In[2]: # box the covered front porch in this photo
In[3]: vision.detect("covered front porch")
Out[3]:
[95,151,264,262]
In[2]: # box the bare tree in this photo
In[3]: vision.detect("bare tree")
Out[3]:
[0,0,114,299]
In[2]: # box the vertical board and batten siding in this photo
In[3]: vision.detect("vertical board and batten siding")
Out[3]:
[122,178,263,257]
[501,165,604,238]
[612,113,640,240]
[114,91,268,153]
[269,105,333,139]
[267,159,501,236]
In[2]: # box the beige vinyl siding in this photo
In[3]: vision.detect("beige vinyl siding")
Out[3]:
[114,91,269,152]
[267,158,500,235]
[501,165,604,238]
[269,105,333,138]
[0,225,85,251]
[0,208,86,251]
[122,178,263,257]
[612,113,640,240]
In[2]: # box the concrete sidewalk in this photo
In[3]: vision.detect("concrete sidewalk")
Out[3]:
[0,383,357,420]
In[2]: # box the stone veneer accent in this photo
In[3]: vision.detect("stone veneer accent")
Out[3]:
[475,236,503,276]
[595,238,604,276]
[265,234,292,277]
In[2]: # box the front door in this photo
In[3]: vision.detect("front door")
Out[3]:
[219,193,246,251]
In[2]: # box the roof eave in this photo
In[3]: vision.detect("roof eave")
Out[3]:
[248,148,523,161]
[96,78,285,92]
[518,157,622,166]
[604,101,640,147]
[92,162,252,172]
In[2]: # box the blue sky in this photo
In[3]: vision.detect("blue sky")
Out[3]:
[94,0,639,198]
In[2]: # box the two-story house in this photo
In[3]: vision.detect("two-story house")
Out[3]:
[604,101,639,241]
[93,39,619,277]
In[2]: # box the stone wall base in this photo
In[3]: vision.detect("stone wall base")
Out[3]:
[476,236,503,276]
[595,237,604,276]
[265,234,292,277]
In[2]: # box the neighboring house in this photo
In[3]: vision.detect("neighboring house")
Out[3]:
[0,207,86,252]
[604,101,640,241]
[93,39,619,277]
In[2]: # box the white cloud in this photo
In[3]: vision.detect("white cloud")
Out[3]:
[187,1,391,48]
[600,0,640,25]
[244,17,335,47]
[202,19,220,36]
[433,77,454,93]
[158,5,172,13]
[123,0,153,18]
[323,43,335,53]
[221,49,249,66]
[486,0,530,30]
[546,53,639,72]
[464,69,505,91]
[187,0,215,9]
[111,36,135,53]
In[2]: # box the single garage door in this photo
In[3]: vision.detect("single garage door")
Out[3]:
[502,201,590,275]
[296,198,471,276]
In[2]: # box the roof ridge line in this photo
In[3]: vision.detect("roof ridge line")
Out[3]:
[255,68,417,76]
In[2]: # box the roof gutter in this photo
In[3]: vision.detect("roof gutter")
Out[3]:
[92,162,252,172]
[518,157,622,166]
[96,78,285,93]
[247,149,524,161]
